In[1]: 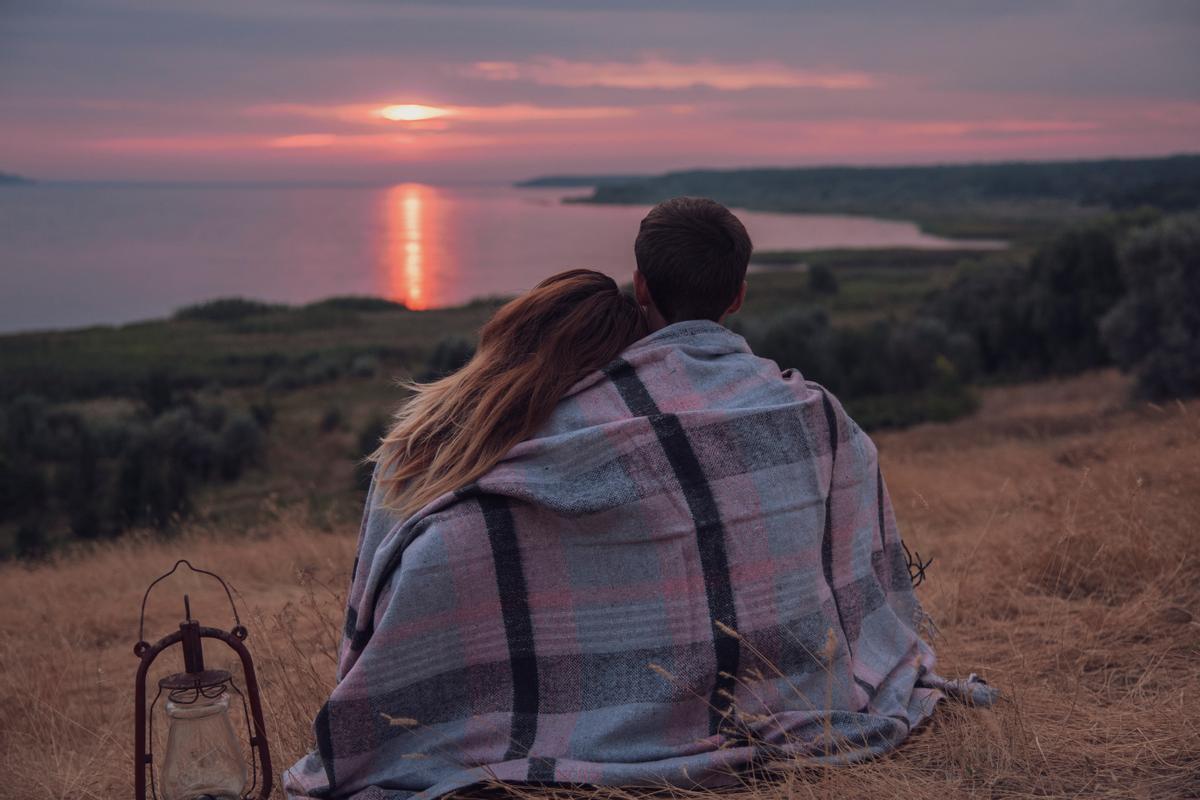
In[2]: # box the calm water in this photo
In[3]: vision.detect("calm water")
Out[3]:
[0,183,983,333]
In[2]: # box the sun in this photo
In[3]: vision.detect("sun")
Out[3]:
[376,104,452,122]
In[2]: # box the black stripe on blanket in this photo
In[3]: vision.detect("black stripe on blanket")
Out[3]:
[527,756,557,783]
[314,700,337,791]
[818,390,847,637]
[479,493,541,763]
[876,465,887,548]
[603,358,741,737]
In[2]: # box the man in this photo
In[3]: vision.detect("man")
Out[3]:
[286,198,994,800]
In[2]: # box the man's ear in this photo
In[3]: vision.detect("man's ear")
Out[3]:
[722,281,748,318]
[633,270,653,307]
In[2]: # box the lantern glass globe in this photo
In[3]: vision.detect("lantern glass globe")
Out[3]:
[159,689,247,800]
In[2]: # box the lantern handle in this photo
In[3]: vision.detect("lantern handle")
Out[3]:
[137,559,242,644]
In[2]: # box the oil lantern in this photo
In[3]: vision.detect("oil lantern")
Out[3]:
[133,560,272,800]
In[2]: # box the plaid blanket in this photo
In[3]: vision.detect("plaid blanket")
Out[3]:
[285,320,996,800]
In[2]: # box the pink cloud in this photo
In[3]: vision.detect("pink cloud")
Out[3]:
[251,102,634,126]
[465,57,877,91]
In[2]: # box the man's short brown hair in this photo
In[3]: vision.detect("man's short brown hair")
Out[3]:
[634,197,752,323]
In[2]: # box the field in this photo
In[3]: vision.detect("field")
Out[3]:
[2,369,1197,799]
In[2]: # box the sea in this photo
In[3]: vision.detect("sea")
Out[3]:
[0,182,987,334]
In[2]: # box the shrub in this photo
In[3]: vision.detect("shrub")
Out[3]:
[926,259,1037,377]
[1024,222,1126,373]
[3,394,51,455]
[1101,212,1200,399]
[250,400,276,430]
[14,518,49,560]
[305,296,407,312]
[319,406,345,434]
[747,308,978,430]
[420,336,475,381]
[138,368,175,417]
[112,434,189,530]
[174,297,284,322]
[153,408,220,479]
[217,411,265,481]
[350,354,380,379]
[808,264,839,295]
[747,307,842,388]
[0,455,48,522]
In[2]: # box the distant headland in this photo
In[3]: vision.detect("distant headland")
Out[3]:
[515,174,649,188]
[0,171,33,185]
[518,154,1200,241]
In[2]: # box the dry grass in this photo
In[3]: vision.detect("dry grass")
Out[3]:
[1,370,1197,799]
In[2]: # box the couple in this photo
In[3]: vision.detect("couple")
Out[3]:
[286,198,994,799]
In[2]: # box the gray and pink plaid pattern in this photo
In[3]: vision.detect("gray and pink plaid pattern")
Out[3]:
[285,320,995,799]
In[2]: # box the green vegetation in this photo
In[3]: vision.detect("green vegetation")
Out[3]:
[0,296,506,556]
[570,155,1200,240]
[746,247,995,321]
[0,390,268,553]
[741,209,1199,428]
[1100,212,1200,399]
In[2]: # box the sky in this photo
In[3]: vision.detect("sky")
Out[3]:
[1,0,1198,183]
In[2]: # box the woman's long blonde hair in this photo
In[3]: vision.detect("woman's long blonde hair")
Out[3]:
[371,269,649,515]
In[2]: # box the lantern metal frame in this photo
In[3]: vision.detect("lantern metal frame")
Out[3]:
[133,560,273,800]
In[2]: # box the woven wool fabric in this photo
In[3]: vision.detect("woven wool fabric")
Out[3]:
[285,320,994,800]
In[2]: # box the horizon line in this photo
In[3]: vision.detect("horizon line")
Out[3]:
[7,150,1198,188]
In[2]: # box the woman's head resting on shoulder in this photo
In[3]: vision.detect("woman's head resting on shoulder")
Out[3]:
[373,268,648,515]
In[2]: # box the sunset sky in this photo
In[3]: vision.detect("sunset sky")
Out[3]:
[2,0,1197,183]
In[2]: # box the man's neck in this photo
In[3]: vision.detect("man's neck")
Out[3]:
[645,305,671,333]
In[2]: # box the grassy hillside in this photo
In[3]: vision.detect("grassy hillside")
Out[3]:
[568,155,1200,240]
[3,371,1196,798]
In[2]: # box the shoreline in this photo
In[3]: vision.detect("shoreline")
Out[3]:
[0,243,997,338]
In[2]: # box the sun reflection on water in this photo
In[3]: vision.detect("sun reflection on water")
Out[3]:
[382,183,438,310]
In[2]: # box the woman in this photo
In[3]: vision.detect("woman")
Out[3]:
[369,268,649,516]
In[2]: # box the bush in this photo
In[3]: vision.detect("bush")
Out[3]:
[3,394,51,456]
[928,214,1161,381]
[138,368,175,417]
[808,264,839,295]
[53,422,103,538]
[14,518,48,560]
[250,400,276,430]
[305,296,407,312]
[926,258,1040,377]
[420,336,475,381]
[112,433,189,530]
[1101,212,1200,399]
[217,411,265,481]
[153,408,220,479]
[747,307,841,388]
[747,308,978,429]
[0,455,48,522]
[265,354,348,393]
[350,354,380,379]
[174,297,284,322]
[319,406,345,434]
[1024,222,1126,373]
